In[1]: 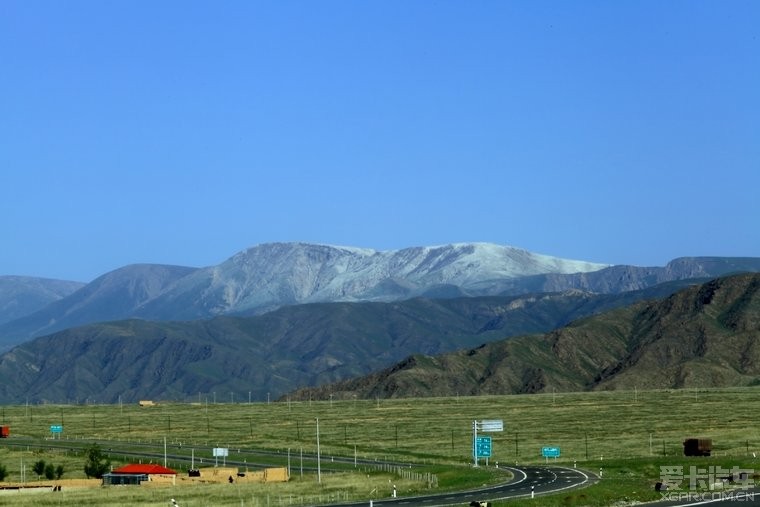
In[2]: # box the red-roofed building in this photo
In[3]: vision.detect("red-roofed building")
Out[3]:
[103,463,177,485]
[113,464,177,475]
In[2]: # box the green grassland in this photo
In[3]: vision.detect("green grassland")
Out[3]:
[1,387,759,505]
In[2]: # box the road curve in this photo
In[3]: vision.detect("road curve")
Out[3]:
[325,465,597,507]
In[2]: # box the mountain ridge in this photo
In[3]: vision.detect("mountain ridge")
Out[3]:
[286,273,760,400]
[2,243,760,353]
[0,276,85,326]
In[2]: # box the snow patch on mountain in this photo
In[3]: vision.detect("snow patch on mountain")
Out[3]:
[179,242,610,315]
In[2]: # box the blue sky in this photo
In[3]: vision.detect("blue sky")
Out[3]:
[2,1,758,282]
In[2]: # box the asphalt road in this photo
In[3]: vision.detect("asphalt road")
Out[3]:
[324,465,596,507]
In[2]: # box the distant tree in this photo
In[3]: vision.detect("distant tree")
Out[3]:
[83,444,110,479]
[0,464,7,481]
[44,463,55,480]
[32,459,46,479]
[55,464,65,479]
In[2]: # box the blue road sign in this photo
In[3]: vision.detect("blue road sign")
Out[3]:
[475,436,492,457]
[50,425,63,433]
[541,446,560,458]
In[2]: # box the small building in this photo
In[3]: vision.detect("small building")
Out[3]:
[103,464,177,486]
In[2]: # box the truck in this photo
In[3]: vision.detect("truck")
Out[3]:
[0,425,9,438]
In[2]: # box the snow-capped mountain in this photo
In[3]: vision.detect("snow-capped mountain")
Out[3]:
[134,242,610,319]
[2,242,760,352]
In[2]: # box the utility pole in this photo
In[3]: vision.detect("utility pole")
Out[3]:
[316,418,322,483]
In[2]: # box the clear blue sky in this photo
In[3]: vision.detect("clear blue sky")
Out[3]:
[2,1,758,282]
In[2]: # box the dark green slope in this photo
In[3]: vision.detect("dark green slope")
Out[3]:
[289,273,760,399]
[0,286,673,404]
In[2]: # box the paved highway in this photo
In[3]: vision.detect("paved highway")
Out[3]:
[325,465,596,507]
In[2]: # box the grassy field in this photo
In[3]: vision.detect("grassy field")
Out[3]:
[1,386,759,505]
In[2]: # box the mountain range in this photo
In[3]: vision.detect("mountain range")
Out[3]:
[0,242,610,349]
[0,278,714,404]
[1,242,759,403]
[3,242,760,351]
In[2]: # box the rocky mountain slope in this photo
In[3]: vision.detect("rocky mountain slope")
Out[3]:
[288,273,760,400]
[495,256,760,295]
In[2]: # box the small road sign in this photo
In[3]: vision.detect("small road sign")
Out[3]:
[542,446,561,458]
[50,425,63,433]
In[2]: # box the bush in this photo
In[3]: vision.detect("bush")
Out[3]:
[55,464,65,479]
[0,464,7,481]
[44,463,55,480]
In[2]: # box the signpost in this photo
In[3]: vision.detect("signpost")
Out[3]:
[213,447,229,466]
[541,446,561,462]
[50,425,63,439]
[472,419,503,466]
